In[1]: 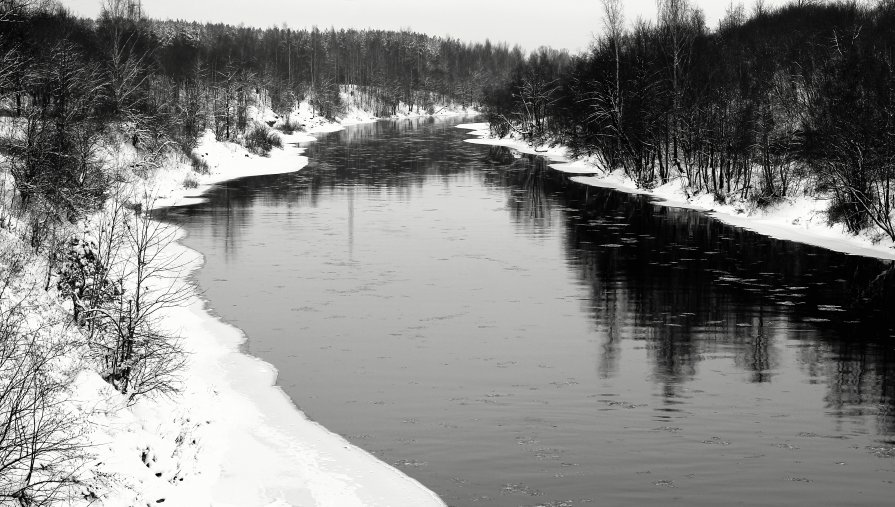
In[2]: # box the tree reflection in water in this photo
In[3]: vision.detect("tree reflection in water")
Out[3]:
[497,152,895,435]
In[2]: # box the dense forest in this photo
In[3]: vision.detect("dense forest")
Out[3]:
[483,0,895,242]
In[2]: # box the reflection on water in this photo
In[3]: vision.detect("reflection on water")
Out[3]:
[158,118,895,506]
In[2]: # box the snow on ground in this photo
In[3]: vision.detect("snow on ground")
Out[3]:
[149,128,317,209]
[287,91,477,133]
[456,123,895,261]
[114,117,448,505]
[456,123,568,162]
[285,100,375,133]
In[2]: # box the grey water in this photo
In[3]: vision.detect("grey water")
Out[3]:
[157,117,895,506]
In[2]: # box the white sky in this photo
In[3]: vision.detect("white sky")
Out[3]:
[59,0,789,53]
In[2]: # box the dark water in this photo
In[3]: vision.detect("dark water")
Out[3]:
[158,117,895,506]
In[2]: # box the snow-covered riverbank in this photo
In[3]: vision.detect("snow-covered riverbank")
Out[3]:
[457,123,895,261]
[135,119,450,506]
[57,112,466,506]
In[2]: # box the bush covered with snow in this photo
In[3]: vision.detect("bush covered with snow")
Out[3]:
[244,124,283,156]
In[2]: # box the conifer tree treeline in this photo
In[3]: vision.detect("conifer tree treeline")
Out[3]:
[484,0,895,242]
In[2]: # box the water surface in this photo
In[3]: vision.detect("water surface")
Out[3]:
[159,117,895,506]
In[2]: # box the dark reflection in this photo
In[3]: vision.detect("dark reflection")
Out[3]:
[157,117,895,506]
[496,153,895,432]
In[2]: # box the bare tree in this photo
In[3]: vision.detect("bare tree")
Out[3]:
[83,194,188,401]
[103,32,150,122]
[0,0,42,22]
[99,0,142,21]
[657,0,701,180]
[602,0,627,170]
[752,0,768,17]
[0,248,85,506]
[9,41,108,225]
[721,2,747,30]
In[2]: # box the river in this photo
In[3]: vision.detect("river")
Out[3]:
[157,117,895,506]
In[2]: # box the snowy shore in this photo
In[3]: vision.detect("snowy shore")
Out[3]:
[146,120,450,506]
[456,123,895,261]
[67,111,464,506]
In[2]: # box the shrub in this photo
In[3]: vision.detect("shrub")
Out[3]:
[244,125,283,156]
[748,188,784,209]
[189,152,209,174]
[182,173,199,189]
[826,190,870,234]
[276,118,303,135]
[487,113,512,138]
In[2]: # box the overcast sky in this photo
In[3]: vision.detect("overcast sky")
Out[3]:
[60,0,788,53]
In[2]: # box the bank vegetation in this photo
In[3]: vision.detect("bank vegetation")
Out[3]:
[483,0,895,242]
